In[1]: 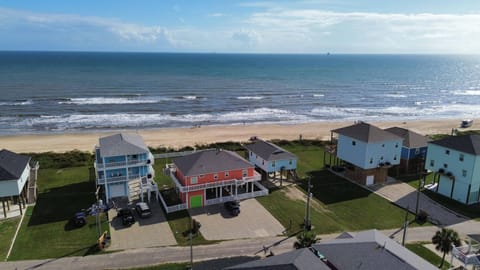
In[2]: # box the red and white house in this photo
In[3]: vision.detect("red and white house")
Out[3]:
[163,149,268,212]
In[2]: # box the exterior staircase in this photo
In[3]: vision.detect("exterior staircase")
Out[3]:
[128,178,142,202]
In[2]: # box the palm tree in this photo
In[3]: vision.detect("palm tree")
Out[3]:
[432,228,461,268]
[294,231,319,249]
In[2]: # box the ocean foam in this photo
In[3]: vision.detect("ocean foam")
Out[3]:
[0,100,33,106]
[452,90,480,96]
[236,96,264,100]
[383,94,408,98]
[313,94,325,97]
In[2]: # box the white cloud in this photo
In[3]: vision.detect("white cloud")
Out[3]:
[208,13,227,17]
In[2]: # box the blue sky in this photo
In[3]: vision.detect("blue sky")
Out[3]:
[1,0,480,53]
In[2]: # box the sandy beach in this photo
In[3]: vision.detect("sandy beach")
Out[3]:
[0,119,476,153]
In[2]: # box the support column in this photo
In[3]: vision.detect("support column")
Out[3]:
[2,199,6,218]
[18,195,23,215]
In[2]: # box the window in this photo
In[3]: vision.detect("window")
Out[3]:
[394,155,397,161]
[225,172,229,177]
[250,152,253,156]
[352,140,356,146]
[445,150,450,155]
[272,161,276,167]
[415,148,420,154]
[214,174,218,180]
[191,177,198,184]
[459,154,464,161]
[395,143,399,148]
[462,170,467,177]
[430,160,435,167]
[242,170,248,177]
[369,158,373,164]
[199,174,204,178]
[262,160,265,165]
[289,159,293,165]
[380,156,384,160]
[443,163,448,169]
[382,144,385,148]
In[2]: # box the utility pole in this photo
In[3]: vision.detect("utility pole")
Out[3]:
[304,176,312,231]
[402,207,409,246]
[415,174,425,217]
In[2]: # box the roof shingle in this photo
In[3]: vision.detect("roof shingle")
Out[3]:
[0,149,31,181]
[429,134,480,155]
[385,127,429,148]
[332,122,402,143]
[173,149,252,176]
[244,140,296,161]
[98,133,149,157]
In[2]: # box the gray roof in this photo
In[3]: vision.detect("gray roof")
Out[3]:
[244,140,297,161]
[173,149,252,176]
[313,230,437,270]
[332,122,402,143]
[225,248,330,270]
[0,149,31,181]
[98,133,149,157]
[385,127,429,148]
[429,134,480,155]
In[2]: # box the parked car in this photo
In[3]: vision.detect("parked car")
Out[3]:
[72,212,87,227]
[117,208,135,226]
[224,200,240,216]
[135,202,152,218]
[461,119,473,128]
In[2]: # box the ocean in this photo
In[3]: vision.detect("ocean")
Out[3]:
[1,52,480,135]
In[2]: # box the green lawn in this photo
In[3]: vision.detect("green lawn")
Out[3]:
[257,143,422,235]
[9,166,110,260]
[166,210,218,246]
[406,242,451,270]
[0,217,20,260]
[153,159,175,188]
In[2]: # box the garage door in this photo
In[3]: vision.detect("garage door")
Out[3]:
[109,182,126,198]
[190,195,203,208]
[366,175,374,186]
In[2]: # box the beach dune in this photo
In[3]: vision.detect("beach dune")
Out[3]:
[0,119,475,153]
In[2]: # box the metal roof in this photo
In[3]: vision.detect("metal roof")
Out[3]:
[429,134,480,155]
[0,149,31,181]
[244,140,297,161]
[313,230,438,270]
[385,127,429,148]
[173,149,252,176]
[332,122,402,143]
[226,248,330,270]
[98,133,149,157]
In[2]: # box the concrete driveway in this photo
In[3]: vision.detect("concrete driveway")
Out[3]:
[107,199,177,250]
[369,179,467,226]
[188,199,285,241]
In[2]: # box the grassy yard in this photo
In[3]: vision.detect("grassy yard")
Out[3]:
[0,217,20,260]
[153,159,175,188]
[166,210,218,246]
[257,143,422,235]
[406,242,451,270]
[9,166,110,260]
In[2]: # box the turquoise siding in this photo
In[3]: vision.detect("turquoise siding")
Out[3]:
[336,135,402,169]
[248,151,297,173]
[104,155,126,163]
[425,143,479,204]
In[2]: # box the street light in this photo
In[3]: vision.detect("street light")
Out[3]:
[415,173,426,217]
[304,176,313,231]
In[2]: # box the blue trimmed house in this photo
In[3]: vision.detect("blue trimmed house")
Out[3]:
[244,139,297,183]
[94,133,155,202]
[425,134,480,205]
[331,122,403,185]
[385,127,429,175]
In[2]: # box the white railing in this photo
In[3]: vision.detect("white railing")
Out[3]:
[452,244,480,265]
[127,159,147,166]
[96,157,153,169]
[158,191,188,213]
[205,196,236,206]
[166,167,262,193]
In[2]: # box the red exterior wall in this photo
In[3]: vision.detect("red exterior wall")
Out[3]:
[176,167,254,186]
[187,190,204,207]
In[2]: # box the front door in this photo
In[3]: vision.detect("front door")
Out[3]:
[190,195,203,208]
[366,175,374,186]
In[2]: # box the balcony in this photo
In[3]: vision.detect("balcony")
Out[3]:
[166,166,261,193]
[95,158,153,169]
